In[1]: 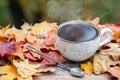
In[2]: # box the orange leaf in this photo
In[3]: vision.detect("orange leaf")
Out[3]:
[5,27,26,41]
[0,35,8,43]
[80,61,93,75]
[26,34,37,43]
[0,25,9,34]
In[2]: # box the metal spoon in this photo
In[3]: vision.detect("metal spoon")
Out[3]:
[27,46,85,77]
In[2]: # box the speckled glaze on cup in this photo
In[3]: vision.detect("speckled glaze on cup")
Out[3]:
[55,20,113,62]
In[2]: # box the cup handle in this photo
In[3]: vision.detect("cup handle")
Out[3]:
[99,28,113,47]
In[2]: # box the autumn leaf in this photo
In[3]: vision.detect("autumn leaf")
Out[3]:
[0,65,32,80]
[80,61,93,75]
[21,22,31,33]
[43,30,56,46]
[4,27,26,41]
[41,50,65,66]
[24,51,37,61]
[0,35,8,43]
[39,65,55,73]
[100,43,120,61]
[31,21,56,35]
[93,55,109,74]
[0,40,16,57]
[107,66,120,80]
[0,25,9,34]
[91,17,100,25]
[25,34,37,43]
[13,59,40,78]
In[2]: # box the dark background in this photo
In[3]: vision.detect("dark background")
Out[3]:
[0,0,120,28]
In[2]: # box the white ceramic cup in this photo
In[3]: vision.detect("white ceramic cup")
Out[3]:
[55,20,113,62]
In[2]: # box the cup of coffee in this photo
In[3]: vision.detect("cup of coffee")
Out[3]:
[55,20,113,62]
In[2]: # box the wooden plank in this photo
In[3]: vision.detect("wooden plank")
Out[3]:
[34,67,112,80]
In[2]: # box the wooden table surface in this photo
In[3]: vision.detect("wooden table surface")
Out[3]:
[34,61,112,80]
[34,67,112,80]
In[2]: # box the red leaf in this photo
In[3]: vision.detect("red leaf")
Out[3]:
[41,50,65,66]
[0,40,16,57]
[24,52,37,61]
[107,66,120,80]
[43,30,55,46]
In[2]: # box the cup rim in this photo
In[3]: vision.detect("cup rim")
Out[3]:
[56,20,101,43]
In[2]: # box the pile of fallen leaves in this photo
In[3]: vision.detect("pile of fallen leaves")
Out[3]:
[0,18,120,80]
[80,17,120,80]
[0,21,65,80]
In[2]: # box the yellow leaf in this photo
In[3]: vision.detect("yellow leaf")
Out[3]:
[0,65,32,80]
[80,61,93,75]
[13,59,40,78]
[93,55,109,74]
[0,25,9,34]
[31,21,57,35]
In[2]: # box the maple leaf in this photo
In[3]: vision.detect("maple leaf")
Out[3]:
[0,65,32,80]
[24,51,37,61]
[4,27,26,41]
[13,59,40,78]
[23,42,43,59]
[100,43,120,61]
[43,30,56,46]
[107,66,120,80]
[91,17,100,25]
[21,22,31,33]
[0,40,16,57]
[11,41,26,60]
[31,21,57,35]
[93,55,109,74]
[25,34,37,43]
[0,25,9,34]
[41,50,65,66]
[0,35,8,43]
[80,61,93,75]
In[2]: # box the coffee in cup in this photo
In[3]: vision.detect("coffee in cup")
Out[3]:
[55,20,113,62]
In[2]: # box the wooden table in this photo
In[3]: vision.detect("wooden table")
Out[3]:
[34,61,112,80]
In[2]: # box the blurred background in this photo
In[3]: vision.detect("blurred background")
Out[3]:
[0,0,120,28]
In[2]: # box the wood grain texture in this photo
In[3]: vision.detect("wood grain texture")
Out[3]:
[34,67,112,80]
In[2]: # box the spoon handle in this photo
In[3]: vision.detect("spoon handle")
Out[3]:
[27,46,70,71]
